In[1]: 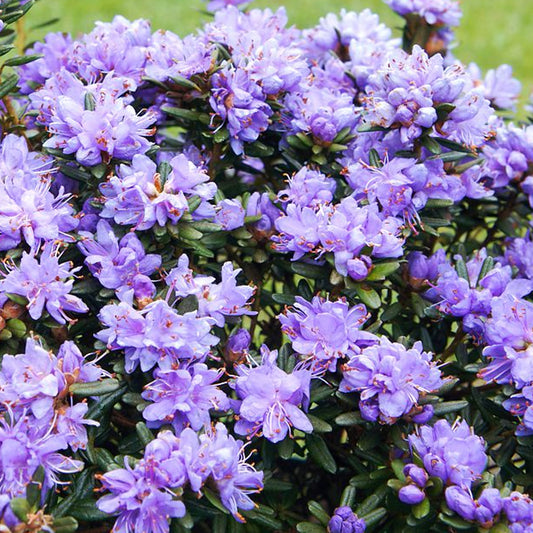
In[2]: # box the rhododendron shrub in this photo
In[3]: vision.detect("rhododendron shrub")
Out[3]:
[0,0,532,531]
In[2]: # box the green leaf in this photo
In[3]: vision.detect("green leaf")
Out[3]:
[272,293,296,305]
[136,422,155,446]
[455,257,470,283]
[308,414,333,433]
[359,507,387,527]
[10,498,30,521]
[52,517,79,533]
[0,44,15,57]
[170,74,202,91]
[368,148,381,167]
[412,498,430,519]
[437,513,472,529]
[355,485,389,516]
[176,294,199,315]
[203,487,230,515]
[354,284,381,309]
[86,383,127,420]
[277,435,294,459]
[290,262,326,279]
[421,136,441,155]
[70,379,121,397]
[245,141,275,157]
[4,53,43,67]
[340,485,357,507]
[306,434,337,474]
[366,261,400,281]
[431,400,468,416]
[335,412,364,426]
[5,292,27,306]
[296,523,326,533]
[6,318,26,338]
[308,501,330,526]
[70,499,111,522]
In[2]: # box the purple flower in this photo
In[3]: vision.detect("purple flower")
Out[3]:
[279,296,374,372]
[18,32,74,93]
[30,70,156,166]
[408,419,487,488]
[340,338,444,423]
[97,433,187,533]
[215,199,245,230]
[283,79,358,144]
[427,249,532,337]
[407,249,445,289]
[197,423,264,521]
[481,296,533,388]
[327,506,366,533]
[142,363,229,433]
[145,32,215,82]
[210,67,272,155]
[364,45,493,146]
[96,300,217,373]
[0,243,88,325]
[69,16,153,85]
[0,134,77,251]
[232,345,313,443]
[483,124,533,189]
[0,411,83,498]
[386,0,462,27]
[503,492,533,530]
[205,0,248,12]
[100,153,215,230]
[277,167,336,208]
[503,385,533,436]
[166,255,255,327]
[399,484,426,505]
[468,63,521,111]
[225,329,251,364]
[299,8,395,65]
[445,486,504,526]
[78,220,161,301]
[245,192,281,238]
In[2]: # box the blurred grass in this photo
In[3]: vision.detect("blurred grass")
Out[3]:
[25,0,533,104]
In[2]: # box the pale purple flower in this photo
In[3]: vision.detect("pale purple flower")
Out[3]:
[30,70,156,166]
[166,255,255,327]
[385,0,462,27]
[210,67,272,155]
[277,167,336,208]
[503,385,533,436]
[328,506,366,533]
[503,492,533,531]
[142,363,229,433]
[100,153,216,230]
[408,419,487,488]
[78,220,161,301]
[96,300,217,373]
[0,134,77,251]
[232,345,313,442]
[468,63,521,111]
[340,338,444,423]
[215,199,245,230]
[279,296,375,372]
[205,0,248,13]
[0,243,88,325]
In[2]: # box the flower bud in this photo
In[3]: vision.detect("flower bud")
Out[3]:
[399,484,426,505]
[327,506,366,533]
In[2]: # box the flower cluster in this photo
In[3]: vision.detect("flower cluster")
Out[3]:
[96,424,263,532]
[340,338,445,423]
[0,0,532,530]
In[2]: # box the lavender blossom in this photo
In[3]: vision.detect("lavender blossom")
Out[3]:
[408,419,487,488]
[340,338,444,422]
[30,70,156,166]
[142,363,229,433]
[215,199,245,230]
[78,220,161,301]
[0,243,88,325]
[210,67,272,155]
[277,167,336,208]
[503,386,533,436]
[100,153,216,230]
[279,296,375,372]
[385,0,462,27]
[96,300,218,372]
[166,255,255,327]
[232,345,313,442]
[328,506,366,533]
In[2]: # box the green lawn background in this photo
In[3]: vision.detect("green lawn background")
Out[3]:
[25,0,533,109]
